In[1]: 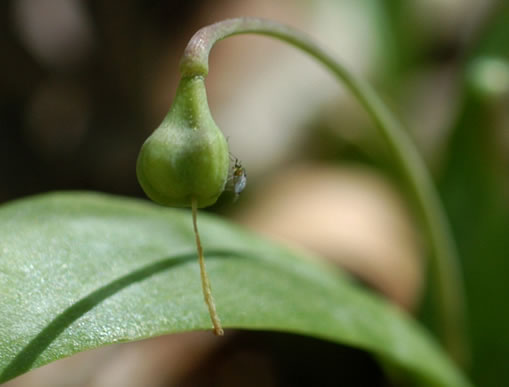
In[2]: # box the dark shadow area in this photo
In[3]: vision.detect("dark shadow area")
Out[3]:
[0,249,238,383]
[0,0,207,203]
[178,330,387,387]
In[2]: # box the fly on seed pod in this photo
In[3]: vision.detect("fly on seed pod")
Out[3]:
[227,154,247,202]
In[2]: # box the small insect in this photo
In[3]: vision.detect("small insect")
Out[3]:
[227,154,247,201]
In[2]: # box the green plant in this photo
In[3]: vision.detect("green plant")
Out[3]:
[0,17,471,386]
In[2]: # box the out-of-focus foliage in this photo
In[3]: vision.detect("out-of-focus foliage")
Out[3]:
[439,4,509,386]
[354,2,509,386]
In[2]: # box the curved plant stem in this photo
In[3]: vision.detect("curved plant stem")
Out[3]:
[191,197,224,336]
[180,17,468,365]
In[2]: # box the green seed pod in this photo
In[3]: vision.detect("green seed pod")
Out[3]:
[136,76,229,208]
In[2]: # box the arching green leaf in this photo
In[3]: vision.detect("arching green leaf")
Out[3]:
[0,192,469,386]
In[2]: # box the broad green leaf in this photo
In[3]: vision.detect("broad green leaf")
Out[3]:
[0,192,469,386]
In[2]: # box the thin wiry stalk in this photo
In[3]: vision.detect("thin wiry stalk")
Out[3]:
[191,197,224,336]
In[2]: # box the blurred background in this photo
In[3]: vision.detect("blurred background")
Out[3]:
[1,0,508,386]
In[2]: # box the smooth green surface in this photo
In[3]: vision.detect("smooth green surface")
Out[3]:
[0,192,469,386]
[136,76,229,208]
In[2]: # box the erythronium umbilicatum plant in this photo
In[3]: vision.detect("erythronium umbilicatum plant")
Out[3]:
[0,18,471,386]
